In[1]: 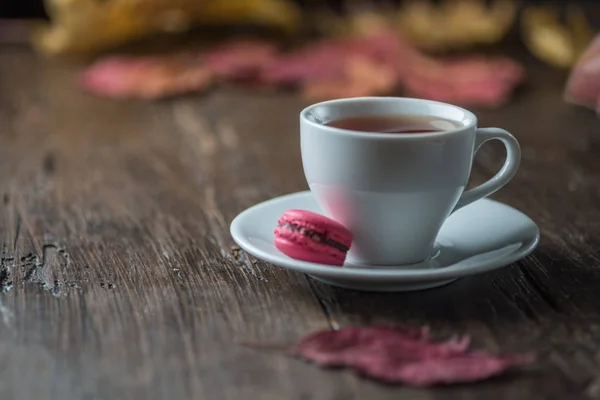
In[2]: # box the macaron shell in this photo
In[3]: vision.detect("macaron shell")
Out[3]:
[278,209,353,248]
[274,236,345,266]
[274,226,347,260]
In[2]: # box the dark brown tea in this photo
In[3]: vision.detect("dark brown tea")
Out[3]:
[325,115,462,134]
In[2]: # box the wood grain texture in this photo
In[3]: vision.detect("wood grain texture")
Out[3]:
[1,42,600,400]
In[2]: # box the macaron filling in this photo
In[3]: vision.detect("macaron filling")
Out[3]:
[277,222,349,252]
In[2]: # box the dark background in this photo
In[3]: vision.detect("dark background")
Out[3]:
[0,0,584,19]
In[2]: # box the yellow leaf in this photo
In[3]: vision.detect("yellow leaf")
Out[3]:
[396,0,517,51]
[521,5,593,69]
[33,0,301,57]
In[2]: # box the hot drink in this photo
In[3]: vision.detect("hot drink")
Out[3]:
[325,115,462,134]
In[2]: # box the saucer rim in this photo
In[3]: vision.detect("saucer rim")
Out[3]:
[230,191,540,280]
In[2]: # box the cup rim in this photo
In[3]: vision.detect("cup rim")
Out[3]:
[300,97,478,139]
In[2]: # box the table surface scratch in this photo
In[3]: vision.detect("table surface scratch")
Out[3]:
[1,42,600,400]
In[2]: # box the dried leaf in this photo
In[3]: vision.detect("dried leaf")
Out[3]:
[260,32,411,86]
[564,35,600,111]
[302,56,398,101]
[245,325,534,387]
[397,0,516,51]
[294,326,469,366]
[204,39,279,81]
[521,5,594,69]
[33,0,301,57]
[402,56,525,108]
[77,33,524,107]
[362,351,533,386]
[79,54,213,99]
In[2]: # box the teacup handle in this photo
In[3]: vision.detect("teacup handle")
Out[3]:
[453,127,521,212]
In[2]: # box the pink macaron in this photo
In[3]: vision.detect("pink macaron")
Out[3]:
[274,209,353,266]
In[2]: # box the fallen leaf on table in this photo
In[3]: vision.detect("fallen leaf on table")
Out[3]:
[564,34,600,112]
[363,351,533,386]
[78,38,277,98]
[402,56,525,108]
[259,32,409,86]
[203,39,279,81]
[272,31,523,106]
[78,33,525,107]
[521,5,594,69]
[79,54,213,99]
[302,56,398,101]
[397,0,517,52]
[246,325,534,387]
[33,0,301,57]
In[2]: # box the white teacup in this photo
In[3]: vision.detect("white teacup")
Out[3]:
[300,97,521,266]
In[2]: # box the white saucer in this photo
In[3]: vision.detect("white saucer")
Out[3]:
[230,191,540,292]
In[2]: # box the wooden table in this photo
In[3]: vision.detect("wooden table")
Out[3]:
[2,43,600,400]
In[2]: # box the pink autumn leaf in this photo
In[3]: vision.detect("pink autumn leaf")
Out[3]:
[402,56,525,108]
[203,39,279,81]
[78,33,525,106]
[79,53,213,99]
[260,32,411,86]
[283,325,534,387]
[360,351,534,386]
[564,34,600,112]
[302,56,399,101]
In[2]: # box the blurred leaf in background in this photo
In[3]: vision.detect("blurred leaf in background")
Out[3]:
[396,0,517,52]
[521,4,594,69]
[32,0,302,57]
